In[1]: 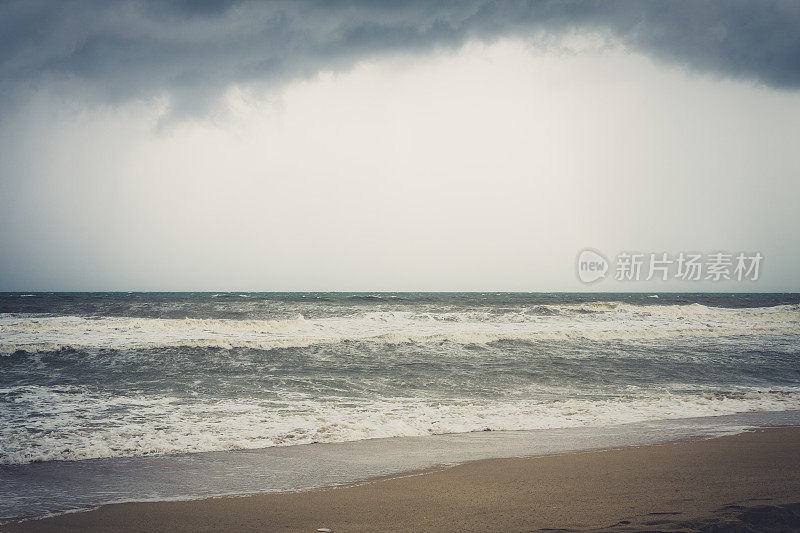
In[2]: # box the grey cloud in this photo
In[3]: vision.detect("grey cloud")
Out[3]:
[1,0,799,115]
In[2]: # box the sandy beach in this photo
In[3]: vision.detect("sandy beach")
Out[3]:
[4,426,799,532]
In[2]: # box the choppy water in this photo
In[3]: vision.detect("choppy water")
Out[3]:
[2,292,799,464]
[1,292,799,520]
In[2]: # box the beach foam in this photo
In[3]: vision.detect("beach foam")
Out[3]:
[2,384,800,464]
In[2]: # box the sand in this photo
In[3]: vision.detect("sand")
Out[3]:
[4,427,800,532]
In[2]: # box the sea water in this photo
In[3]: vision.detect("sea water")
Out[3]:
[1,292,799,520]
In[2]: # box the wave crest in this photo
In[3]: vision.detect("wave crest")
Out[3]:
[1,303,798,354]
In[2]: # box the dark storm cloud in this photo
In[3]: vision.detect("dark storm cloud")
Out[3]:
[1,0,799,113]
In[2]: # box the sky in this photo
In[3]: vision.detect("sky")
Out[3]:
[0,0,799,292]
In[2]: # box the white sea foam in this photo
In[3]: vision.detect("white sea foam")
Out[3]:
[1,303,798,354]
[2,385,799,465]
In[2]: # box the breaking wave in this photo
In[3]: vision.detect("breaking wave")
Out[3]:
[2,385,799,465]
[2,303,798,354]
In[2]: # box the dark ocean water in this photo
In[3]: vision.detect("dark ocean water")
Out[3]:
[1,292,799,520]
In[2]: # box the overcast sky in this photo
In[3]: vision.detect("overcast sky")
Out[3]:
[1,0,799,291]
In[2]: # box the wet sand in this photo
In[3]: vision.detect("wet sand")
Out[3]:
[4,426,800,532]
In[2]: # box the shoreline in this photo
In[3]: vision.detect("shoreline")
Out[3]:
[4,426,800,532]
[8,410,798,524]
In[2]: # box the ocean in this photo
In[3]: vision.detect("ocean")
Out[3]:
[2,292,799,521]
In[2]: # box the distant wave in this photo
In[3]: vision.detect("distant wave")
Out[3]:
[346,294,403,301]
[1,304,798,354]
